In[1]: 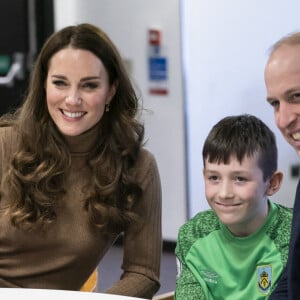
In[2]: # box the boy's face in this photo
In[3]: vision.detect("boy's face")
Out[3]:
[203,154,269,237]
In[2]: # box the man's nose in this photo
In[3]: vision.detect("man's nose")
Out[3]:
[276,101,296,130]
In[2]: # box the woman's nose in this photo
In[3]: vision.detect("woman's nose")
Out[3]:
[65,90,82,105]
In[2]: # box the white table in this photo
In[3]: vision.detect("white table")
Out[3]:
[0,288,147,299]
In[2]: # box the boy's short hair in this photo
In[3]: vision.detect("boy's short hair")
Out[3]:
[202,114,277,181]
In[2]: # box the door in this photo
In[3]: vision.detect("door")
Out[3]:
[0,0,54,115]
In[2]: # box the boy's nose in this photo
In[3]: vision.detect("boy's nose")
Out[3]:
[218,181,234,199]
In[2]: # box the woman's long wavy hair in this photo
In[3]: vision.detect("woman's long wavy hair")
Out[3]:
[1,23,144,233]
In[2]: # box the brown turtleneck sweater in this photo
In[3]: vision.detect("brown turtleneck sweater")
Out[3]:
[0,125,162,299]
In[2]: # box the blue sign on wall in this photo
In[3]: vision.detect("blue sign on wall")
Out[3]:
[148,57,168,81]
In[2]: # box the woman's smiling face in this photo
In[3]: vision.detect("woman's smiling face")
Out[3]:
[45,47,115,136]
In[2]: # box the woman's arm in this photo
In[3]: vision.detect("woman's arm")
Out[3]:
[106,150,162,299]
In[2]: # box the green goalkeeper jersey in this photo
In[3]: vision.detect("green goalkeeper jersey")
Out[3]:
[175,201,292,300]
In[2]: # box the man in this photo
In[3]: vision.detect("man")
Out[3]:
[264,32,300,300]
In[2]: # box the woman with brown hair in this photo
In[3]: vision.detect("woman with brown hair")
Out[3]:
[0,23,162,299]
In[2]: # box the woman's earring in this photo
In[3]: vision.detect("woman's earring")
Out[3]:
[105,103,110,112]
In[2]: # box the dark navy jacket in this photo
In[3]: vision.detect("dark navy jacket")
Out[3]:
[269,181,300,300]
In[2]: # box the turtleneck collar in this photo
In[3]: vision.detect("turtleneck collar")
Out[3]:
[63,123,101,155]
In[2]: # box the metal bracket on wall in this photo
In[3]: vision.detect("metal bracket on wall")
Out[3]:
[0,53,24,87]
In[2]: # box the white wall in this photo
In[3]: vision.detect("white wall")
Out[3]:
[182,0,300,217]
[52,0,300,240]
[53,0,187,241]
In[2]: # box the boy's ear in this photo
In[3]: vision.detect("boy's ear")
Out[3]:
[266,171,283,196]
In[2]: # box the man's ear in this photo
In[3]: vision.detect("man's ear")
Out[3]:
[266,171,283,196]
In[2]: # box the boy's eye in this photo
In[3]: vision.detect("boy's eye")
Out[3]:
[235,176,247,182]
[208,175,219,181]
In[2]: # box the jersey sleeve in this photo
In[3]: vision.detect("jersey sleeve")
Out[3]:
[175,222,206,300]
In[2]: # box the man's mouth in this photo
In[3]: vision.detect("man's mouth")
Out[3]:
[292,132,300,141]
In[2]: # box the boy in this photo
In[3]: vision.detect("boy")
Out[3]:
[175,114,292,299]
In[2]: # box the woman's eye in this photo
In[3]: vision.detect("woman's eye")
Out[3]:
[82,82,99,90]
[52,80,67,87]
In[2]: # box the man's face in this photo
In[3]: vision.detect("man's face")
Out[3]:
[265,44,300,155]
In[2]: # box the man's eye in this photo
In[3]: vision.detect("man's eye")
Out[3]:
[268,99,279,108]
[291,93,300,102]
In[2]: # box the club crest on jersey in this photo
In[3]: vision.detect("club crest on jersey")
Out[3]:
[257,265,272,294]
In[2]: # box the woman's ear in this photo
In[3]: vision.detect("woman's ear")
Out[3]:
[107,80,118,105]
[266,171,283,196]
